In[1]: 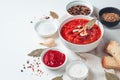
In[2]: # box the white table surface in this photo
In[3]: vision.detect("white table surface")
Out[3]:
[0,0,120,80]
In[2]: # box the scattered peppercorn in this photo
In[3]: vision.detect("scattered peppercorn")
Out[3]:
[45,16,50,19]
[20,57,47,77]
[23,66,26,69]
[30,21,33,23]
[21,70,23,72]
[27,60,29,64]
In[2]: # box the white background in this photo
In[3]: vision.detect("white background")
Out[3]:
[0,0,120,80]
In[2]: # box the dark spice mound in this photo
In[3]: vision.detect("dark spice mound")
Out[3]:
[67,5,91,15]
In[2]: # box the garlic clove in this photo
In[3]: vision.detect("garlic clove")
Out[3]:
[73,29,79,33]
[40,38,56,47]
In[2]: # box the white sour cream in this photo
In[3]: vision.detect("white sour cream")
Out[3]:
[66,61,89,80]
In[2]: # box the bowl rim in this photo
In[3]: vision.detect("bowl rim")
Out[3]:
[41,47,68,70]
[66,0,94,16]
[99,7,120,14]
[58,15,104,46]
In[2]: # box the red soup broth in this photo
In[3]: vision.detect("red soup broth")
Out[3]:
[60,19,101,44]
[43,50,65,67]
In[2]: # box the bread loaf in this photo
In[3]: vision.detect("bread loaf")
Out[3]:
[106,41,120,64]
[102,56,120,69]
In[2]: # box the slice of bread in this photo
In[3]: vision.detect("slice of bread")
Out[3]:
[106,41,120,64]
[102,56,120,69]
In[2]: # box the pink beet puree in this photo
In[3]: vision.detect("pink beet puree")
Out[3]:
[43,50,65,67]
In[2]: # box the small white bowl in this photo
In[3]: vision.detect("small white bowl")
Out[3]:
[58,15,104,52]
[66,0,93,16]
[35,19,58,37]
[66,60,89,80]
[41,48,67,70]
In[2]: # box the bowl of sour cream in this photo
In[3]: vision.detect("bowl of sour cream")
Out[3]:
[66,60,89,80]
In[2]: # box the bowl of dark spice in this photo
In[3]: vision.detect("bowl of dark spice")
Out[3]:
[99,7,120,27]
[66,0,93,16]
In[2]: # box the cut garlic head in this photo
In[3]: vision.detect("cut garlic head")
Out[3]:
[40,38,56,47]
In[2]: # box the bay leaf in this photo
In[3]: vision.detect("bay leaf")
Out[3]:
[52,75,63,80]
[105,71,120,80]
[85,18,96,30]
[50,11,59,19]
[28,49,45,57]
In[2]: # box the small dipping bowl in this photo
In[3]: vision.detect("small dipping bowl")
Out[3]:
[41,48,67,70]
[35,18,58,37]
[66,0,93,16]
[66,60,89,80]
[99,7,120,27]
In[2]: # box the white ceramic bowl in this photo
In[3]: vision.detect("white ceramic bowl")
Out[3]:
[66,0,93,16]
[35,19,58,37]
[41,48,67,70]
[58,15,104,52]
[66,60,89,80]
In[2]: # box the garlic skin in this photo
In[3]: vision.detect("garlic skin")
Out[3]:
[40,38,56,47]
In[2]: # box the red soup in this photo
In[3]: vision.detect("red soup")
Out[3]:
[43,50,65,67]
[61,19,101,44]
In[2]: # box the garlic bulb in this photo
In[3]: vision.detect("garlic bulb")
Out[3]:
[40,38,56,47]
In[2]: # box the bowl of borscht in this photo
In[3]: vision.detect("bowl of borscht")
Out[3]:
[58,15,104,52]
